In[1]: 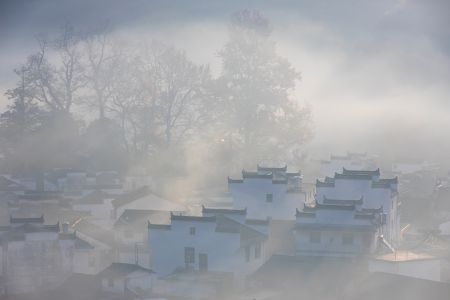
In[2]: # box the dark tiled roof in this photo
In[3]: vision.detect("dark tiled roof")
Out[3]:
[2,222,61,236]
[296,208,316,218]
[115,209,170,229]
[10,214,44,224]
[242,170,273,179]
[324,177,335,183]
[286,172,301,177]
[342,168,380,176]
[170,213,216,223]
[360,207,383,213]
[147,222,171,230]
[257,165,287,172]
[202,206,247,216]
[323,196,363,205]
[316,179,335,187]
[97,263,154,279]
[372,178,398,189]
[334,173,373,180]
[378,177,398,184]
[227,177,244,183]
[303,202,356,212]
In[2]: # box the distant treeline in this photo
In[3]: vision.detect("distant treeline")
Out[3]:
[0,10,312,180]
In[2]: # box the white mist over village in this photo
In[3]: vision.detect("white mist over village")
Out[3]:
[0,1,449,300]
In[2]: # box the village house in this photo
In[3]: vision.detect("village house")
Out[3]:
[113,209,170,268]
[0,216,77,295]
[148,210,269,285]
[111,187,185,221]
[228,165,305,220]
[72,232,113,275]
[97,262,156,298]
[293,168,400,257]
[314,168,400,246]
[294,202,383,256]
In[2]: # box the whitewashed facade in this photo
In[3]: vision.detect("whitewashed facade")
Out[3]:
[228,165,305,220]
[0,216,76,294]
[114,209,170,269]
[294,168,399,257]
[148,212,268,283]
[73,232,114,275]
[315,169,400,246]
[294,203,382,256]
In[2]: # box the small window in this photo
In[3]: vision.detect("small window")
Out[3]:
[184,247,195,264]
[309,232,321,243]
[266,193,273,203]
[255,243,261,259]
[342,233,354,245]
[108,278,114,287]
[189,227,196,235]
[245,246,250,262]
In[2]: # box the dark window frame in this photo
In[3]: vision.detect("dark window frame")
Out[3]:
[184,247,195,264]
[189,227,196,236]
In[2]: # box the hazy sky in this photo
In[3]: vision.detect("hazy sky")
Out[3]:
[1,0,449,161]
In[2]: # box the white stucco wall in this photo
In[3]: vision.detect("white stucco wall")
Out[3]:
[149,219,266,279]
[295,229,377,256]
[316,178,399,245]
[229,178,305,220]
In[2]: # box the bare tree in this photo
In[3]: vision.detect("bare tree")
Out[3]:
[27,23,85,113]
[83,25,117,119]
[107,53,147,156]
[141,42,211,148]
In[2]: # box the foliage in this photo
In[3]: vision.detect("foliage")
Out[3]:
[0,12,313,177]
[216,9,312,167]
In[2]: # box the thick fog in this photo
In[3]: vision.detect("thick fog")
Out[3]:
[0,1,450,300]
[1,0,450,165]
